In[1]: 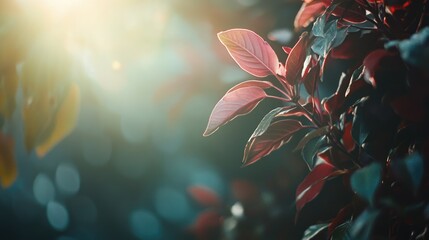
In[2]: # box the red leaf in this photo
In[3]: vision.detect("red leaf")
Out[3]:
[328,204,353,235]
[363,49,394,88]
[204,86,267,136]
[285,32,310,85]
[342,122,355,152]
[282,46,292,55]
[188,185,221,207]
[218,29,280,77]
[190,210,222,239]
[243,119,304,166]
[294,0,330,29]
[332,3,366,24]
[303,63,321,96]
[231,180,260,203]
[227,80,274,93]
[296,163,335,214]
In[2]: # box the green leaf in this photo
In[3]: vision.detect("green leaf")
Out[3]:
[301,136,327,169]
[350,162,382,205]
[351,105,369,146]
[331,221,352,240]
[251,107,285,138]
[350,209,380,240]
[404,153,424,193]
[302,223,328,240]
[312,16,325,37]
[295,126,330,151]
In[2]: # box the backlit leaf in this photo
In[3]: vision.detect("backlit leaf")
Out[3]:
[204,86,267,136]
[243,119,303,166]
[35,83,80,157]
[0,134,17,187]
[227,80,274,93]
[218,29,280,77]
[294,0,329,30]
[295,126,330,152]
[350,162,382,205]
[251,107,285,138]
[302,136,327,169]
[296,162,335,214]
[285,32,309,85]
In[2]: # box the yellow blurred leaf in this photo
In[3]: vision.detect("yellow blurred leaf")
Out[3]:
[21,40,72,150]
[36,82,80,157]
[0,133,17,187]
[0,69,18,119]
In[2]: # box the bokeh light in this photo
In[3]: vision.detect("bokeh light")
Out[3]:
[33,173,56,206]
[129,210,162,240]
[47,201,69,231]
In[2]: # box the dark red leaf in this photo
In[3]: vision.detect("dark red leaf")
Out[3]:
[328,204,353,235]
[285,32,310,85]
[204,86,267,136]
[332,3,366,24]
[363,49,395,88]
[188,185,221,207]
[294,0,330,29]
[243,119,304,166]
[332,32,379,60]
[390,94,426,123]
[218,29,280,77]
[342,122,355,152]
[296,162,336,214]
[303,63,321,96]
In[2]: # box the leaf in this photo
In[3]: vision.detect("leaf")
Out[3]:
[218,29,280,77]
[36,83,80,157]
[351,105,369,146]
[342,122,355,152]
[243,119,303,166]
[295,126,330,152]
[403,153,424,193]
[349,208,379,240]
[188,185,221,207]
[21,42,73,151]
[296,162,335,214]
[302,223,328,240]
[227,80,274,93]
[204,86,267,136]
[363,49,394,88]
[231,180,260,203]
[294,0,329,30]
[0,134,17,187]
[392,27,429,69]
[251,107,285,138]
[190,210,222,239]
[391,153,424,194]
[328,205,353,235]
[285,32,309,85]
[303,63,320,96]
[332,2,366,24]
[0,69,18,119]
[301,136,327,169]
[350,162,382,205]
[331,221,352,240]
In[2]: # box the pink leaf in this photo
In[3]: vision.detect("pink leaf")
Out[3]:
[294,0,329,29]
[243,119,303,166]
[188,185,221,207]
[204,86,267,136]
[227,80,274,93]
[218,29,280,77]
[296,163,335,215]
[285,32,310,85]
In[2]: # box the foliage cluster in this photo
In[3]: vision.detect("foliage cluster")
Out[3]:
[204,0,429,238]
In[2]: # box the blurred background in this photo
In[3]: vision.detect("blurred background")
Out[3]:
[0,0,337,239]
